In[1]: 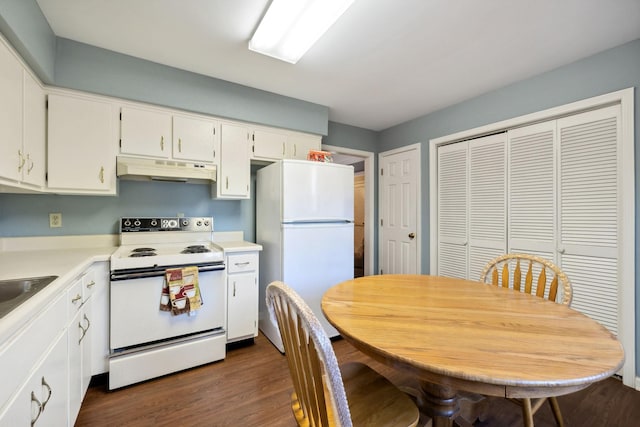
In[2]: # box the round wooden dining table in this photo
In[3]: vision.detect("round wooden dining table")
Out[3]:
[321,274,624,427]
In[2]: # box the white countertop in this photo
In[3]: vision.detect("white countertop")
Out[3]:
[213,240,263,253]
[0,245,115,345]
[0,232,260,344]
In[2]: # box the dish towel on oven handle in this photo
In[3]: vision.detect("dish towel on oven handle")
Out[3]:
[159,266,203,316]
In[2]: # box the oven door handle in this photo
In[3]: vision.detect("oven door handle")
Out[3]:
[110,263,225,281]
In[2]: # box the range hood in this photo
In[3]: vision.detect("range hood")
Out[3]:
[116,156,217,184]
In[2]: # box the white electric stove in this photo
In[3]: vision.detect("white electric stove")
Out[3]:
[108,217,227,390]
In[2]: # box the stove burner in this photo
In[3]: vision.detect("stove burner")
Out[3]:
[129,251,157,257]
[132,247,156,253]
[181,245,211,254]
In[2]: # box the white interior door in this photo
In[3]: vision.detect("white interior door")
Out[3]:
[557,105,621,336]
[508,121,557,265]
[468,134,507,279]
[437,142,468,278]
[379,143,420,274]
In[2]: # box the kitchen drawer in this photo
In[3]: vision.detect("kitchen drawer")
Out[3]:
[227,253,258,274]
[0,293,66,409]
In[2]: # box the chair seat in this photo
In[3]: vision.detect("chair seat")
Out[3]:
[341,362,420,427]
[291,362,419,427]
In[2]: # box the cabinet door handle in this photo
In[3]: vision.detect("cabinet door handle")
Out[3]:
[41,377,52,410]
[83,313,91,331]
[178,138,182,152]
[78,321,86,344]
[234,261,250,267]
[18,149,26,171]
[226,176,229,189]
[233,282,236,297]
[294,144,297,156]
[86,280,96,288]
[99,166,105,183]
[27,154,34,173]
[282,142,285,155]
[31,391,43,426]
[160,136,165,150]
[71,294,82,304]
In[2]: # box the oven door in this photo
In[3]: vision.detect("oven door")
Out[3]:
[110,267,226,351]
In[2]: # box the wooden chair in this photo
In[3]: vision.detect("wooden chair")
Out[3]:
[266,281,420,427]
[480,253,573,427]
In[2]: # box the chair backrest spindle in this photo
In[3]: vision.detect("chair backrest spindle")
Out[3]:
[480,254,572,306]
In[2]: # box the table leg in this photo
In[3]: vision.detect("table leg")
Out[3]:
[416,381,459,427]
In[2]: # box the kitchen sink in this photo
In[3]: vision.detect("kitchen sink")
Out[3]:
[0,275,58,318]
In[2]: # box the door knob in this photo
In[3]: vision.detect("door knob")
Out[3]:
[408,232,415,239]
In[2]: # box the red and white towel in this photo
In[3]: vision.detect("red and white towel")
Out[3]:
[159,266,202,316]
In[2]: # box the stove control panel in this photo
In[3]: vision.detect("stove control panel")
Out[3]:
[120,217,213,232]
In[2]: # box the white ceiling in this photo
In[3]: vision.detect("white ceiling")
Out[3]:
[36,0,640,131]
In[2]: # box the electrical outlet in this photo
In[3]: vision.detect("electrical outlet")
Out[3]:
[49,213,62,228]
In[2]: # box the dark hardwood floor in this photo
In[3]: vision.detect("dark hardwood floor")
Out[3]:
[77,333,640,426]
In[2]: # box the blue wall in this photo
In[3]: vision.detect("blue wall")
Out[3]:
[54,38,329,136]
[0,0,55,82]
[0,178,257,240]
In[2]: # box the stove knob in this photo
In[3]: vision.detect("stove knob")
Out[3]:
[181,219,189,227]
[124,220,131,227]
[150,219,158,227]
[204,220,210,226]
[134,220,141,227]
[196,220,202,226]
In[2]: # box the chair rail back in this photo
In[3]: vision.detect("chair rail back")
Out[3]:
[266,281,352,427]
[479,253,572,305]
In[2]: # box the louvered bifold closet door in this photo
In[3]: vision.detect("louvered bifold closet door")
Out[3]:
[557,105,621,335]
[507,122,558,297]
[437,142,468,279]
[468,134,507,279]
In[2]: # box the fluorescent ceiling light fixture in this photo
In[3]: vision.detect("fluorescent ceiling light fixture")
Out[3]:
[249,0,355,64]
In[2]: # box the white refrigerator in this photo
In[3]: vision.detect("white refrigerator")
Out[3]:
[257,159,354,352]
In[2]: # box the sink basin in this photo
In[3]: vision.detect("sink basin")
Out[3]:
[0,275,58,318]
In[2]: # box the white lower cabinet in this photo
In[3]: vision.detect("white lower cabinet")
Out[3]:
[0,330,69,426]
[226,252,259,343]
[0,262,105,427]
[89,262,110,375]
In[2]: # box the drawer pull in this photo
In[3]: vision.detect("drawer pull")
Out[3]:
[71,294,82,304]
[234,261,251,267]
[31,392,42,426]
[86,280,96,288]
[41,377,52,410]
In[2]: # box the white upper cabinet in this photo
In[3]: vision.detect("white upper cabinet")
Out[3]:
[251,128,287,160]
[250,127,321,162]
[287,132,321,160]
[172,115,217,162]
[0,38,25,184]
[47,92,119,194]
[120,106,172,158]
[213,122,250,199]
[22,71,46,188]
